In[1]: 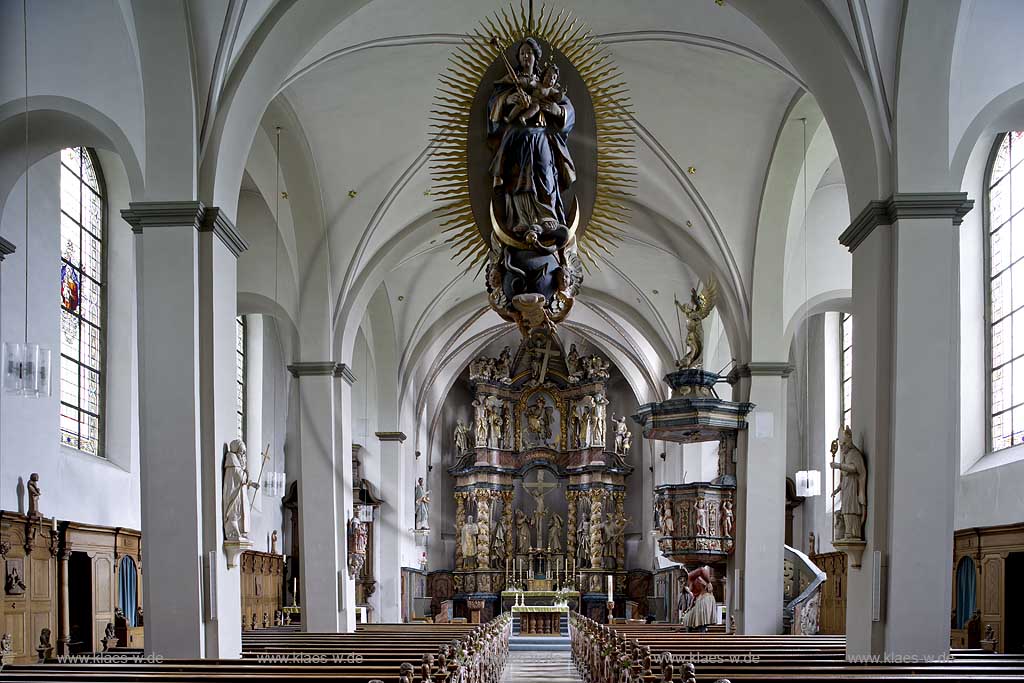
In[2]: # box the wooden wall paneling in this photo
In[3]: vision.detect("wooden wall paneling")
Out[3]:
[240,551,284,629]
[2,512,58,664]
[810,551,846,635]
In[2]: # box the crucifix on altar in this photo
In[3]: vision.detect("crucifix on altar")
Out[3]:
[524,469,559,549]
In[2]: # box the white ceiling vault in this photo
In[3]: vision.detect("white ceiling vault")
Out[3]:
[173,0,885,437]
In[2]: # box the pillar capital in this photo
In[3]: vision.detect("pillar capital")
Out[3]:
[729,362,794,381]
[0,236,15,261]
[839,192,974,252]
[288,361,357,385]
[375,431,407,442]
[120,201,248,257]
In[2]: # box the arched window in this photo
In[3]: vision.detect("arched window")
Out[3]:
[988,132,1024,452]
[841,313,853,429]
[236,315,246,441]
[59,147,106,456]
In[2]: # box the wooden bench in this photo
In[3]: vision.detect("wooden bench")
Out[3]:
[570,613,1024,682]
[0,618,511,683]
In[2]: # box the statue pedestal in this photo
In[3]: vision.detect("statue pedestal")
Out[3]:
[665,369,721,398]
[833,538,866,568]
[224,538,252,568]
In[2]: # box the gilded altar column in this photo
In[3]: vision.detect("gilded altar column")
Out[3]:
[454,493,467,570]
[589,490,605,570]
[475,489,492,568]
[566,491,578,569]
[613,491,626,570]
[501,490,514,561]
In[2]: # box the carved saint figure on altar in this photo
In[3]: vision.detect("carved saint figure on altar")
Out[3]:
[223,440,259,541]
[525,396,554,446]
[694,498,709,536]
[492,518,508,565]
[514,509,532,553]
[593,393,608,446]
[472,397,487,448]
[462,516,479,560]
[548,513,564,553]
[830,425,867,541]
[487,398,504,449]
[574,395,595,447]
[576,514,591,566]
[565,343,582,382]
[613,415,631,456]
[604,514,629,560]
[494,346,512,382]
[502,402,515,449]
[347,515,368,577]
[414,477,430,530]
[454,419,471,454]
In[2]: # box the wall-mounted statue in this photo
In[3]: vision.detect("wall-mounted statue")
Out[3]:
[27,473,41,519]
[270,530,278,554]
[574,396,595,447]
[454,419,471,455]
[830,425,867,541]
[613,415,631,456]
[223,440,259,542]
[347,515,368,577]
[674,278,718,370]
[415,477,431,530]
[486,396,504,449]
[492,517,508,565]
[502,402,515,449]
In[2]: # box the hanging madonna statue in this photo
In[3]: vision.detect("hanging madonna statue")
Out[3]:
[485,37,583,336]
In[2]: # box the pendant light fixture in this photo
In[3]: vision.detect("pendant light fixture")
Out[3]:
[3,0,52,399]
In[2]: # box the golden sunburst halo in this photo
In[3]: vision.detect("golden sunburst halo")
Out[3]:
[431,2,635,272]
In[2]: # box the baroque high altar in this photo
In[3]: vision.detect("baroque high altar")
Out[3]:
[447,332,633,620]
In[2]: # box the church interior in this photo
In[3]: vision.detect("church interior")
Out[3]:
[2,1,1024,681]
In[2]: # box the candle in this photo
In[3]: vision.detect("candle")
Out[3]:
[607,575,613,601]
[52,518,57,532]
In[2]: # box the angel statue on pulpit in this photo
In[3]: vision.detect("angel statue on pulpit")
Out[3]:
[675,277,718,370]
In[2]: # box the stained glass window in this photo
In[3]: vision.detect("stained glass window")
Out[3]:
[989,132,1024,451]
[236,315,246,441]
[60,147,105,455]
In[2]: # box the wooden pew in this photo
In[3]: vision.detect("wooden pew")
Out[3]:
[0,617,511,683]
[570,613,1024,682]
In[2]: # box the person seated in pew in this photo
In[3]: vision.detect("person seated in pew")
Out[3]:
[680,565,716,633]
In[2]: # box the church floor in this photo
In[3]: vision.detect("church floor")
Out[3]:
[501,650,581,682]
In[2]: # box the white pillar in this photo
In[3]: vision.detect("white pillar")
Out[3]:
[335,366,357,632]
[197,208,248,657]
[375,431,408,623]
[288,362,341,632]
[733,363,791,634]
[122,202,247,658]
[839,193,972,658]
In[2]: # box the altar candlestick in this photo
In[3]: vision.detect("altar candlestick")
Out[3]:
[607,574,613,601]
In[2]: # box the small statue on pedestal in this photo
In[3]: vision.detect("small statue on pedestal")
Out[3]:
[270,530,278,554]
[101,623,117,651]
[37,628,53,662]
[223,440,259,542]
[613,416,631,456]
[27,473,41,519]
[414,477,431,530]
[830,426,867,541]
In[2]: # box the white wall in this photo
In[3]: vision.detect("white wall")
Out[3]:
[0,152,141,528]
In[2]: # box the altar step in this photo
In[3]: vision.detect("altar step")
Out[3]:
[509,635,571,651]
[512,614,569,637]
